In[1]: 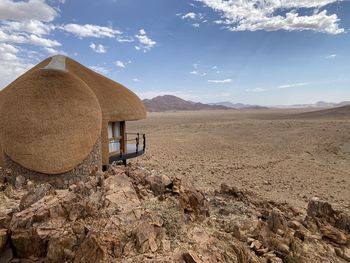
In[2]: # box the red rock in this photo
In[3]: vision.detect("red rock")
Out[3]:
[11,228,47,258]
[320,225,348,245]
[268,208,287,233]
[0,228,8,250]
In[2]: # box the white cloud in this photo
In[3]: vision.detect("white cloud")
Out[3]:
[182,12,197,20]
[27,34,60,47]
[132,78,140,82]
[181,12,205,27]
[0,43,19,60]
[0,43,34,89]
[115,60,126,68]
[114,60,131,68]
[325,54,337,59]
[0,30,61,47]
[196,0,344,34]
[135,29,156,52]
[246,88,267,92]
[278,82,309,89]
[116,36,134,43]
[60,23,121,38]
[89,66,110,74]
[89,42,107,53]
[43,47,67,55]
[208,78,232,83]
[190,70,207,76]
[0,0,58,22]
[0,20,55,35]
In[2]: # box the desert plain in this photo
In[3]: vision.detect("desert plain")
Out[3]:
[129,108,350,213]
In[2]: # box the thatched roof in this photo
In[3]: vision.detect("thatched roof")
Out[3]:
[0,69,102,174]
[0,55,146,173]
[65,58,146,121]
[5,56,147,121]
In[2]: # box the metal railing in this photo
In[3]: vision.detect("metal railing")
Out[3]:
[109,132,146,157]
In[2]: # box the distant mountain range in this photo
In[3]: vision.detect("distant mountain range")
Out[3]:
[142,95,229,112]
[286,101,350,109]
[209,101,269,109]
[142,95,350,112]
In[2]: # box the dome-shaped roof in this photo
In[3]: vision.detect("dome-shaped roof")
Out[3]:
[0,69,102,174]
[65,58,146,121]
[8,56,147,121]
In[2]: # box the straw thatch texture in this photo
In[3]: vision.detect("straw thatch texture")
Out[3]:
[65,58,146,121]
[0,69,102,174]
[4,137,102,188]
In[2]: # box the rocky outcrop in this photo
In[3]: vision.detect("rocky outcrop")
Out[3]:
[0,166,349,262]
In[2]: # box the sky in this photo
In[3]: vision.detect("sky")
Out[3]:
[0,0,349,106]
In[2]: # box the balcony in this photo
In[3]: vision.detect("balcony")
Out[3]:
[109,133,146,164]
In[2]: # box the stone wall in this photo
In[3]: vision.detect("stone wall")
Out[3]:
[3,137,102,188]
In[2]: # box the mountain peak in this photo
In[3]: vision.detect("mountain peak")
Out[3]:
[142,95,229,112]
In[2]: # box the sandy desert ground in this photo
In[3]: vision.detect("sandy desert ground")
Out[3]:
[129,108,350,213]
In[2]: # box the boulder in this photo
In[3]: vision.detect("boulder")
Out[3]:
[46,231,77,262]
[73,233,107,263]
[11,228,47,258]
[14,175,26,189]
[19,183,55,210]
[0,229,7,250]
[144,175,172,196]
[133,221,164,253]
[268,208,287,234]
[179,187,209,216]
[307,197,334,219]
[220,183,239,197]
[320,225,348,245]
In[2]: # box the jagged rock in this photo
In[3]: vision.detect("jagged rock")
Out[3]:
[133,220,164,253]
[144,175,172,196]
[268,208,287,233]
[14,175,26,189]
[104,173,142,225]
[1,167,349,262]
[275,242,290,255]
[0,168,5,184]
[307,197,334,218]
[179,187,209,217]
[335,247,350,261]
[220,183,239,197]
[287,220,301,230]
[11,228,47,258]
[232,241,261,263]
[46,231,77,262]
[73,233,108,263]
[320,225,348,245]
[250,239,263,250]
[0,229,7,250]
[172,177,182,194]
[19,183,55,210]
[10,191,73,229]
[183,250,201,263]
[336,213,350,233]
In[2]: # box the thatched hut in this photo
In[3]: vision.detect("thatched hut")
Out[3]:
[0,55,146,187]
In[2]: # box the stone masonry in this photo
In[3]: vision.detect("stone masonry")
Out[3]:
[3,137,102,188]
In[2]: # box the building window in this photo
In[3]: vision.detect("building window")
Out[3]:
[108,122,121,153]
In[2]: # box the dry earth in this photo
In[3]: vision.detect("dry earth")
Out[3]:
[128,109,350,214]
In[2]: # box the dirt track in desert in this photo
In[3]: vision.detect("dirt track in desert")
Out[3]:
[129,109,350,213]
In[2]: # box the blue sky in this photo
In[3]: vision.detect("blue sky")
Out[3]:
[0,0,349,105]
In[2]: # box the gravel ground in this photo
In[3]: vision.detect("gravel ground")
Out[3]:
[129,109,350,213]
